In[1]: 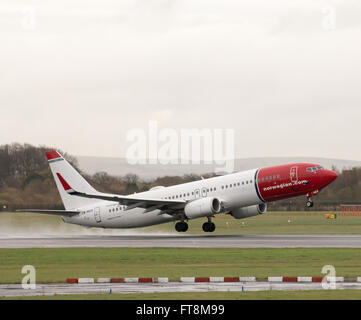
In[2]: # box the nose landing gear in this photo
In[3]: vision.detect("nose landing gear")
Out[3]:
[306,198,314,208]
[202,217,216,232]
[175,221,188,232]
[306,191,318,208]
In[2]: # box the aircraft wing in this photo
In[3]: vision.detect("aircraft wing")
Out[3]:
[57,173,186,212]
[15,209,80,216]
[71,190,186,211]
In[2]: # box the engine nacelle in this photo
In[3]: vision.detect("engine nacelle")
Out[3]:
[184,197,222,219]
[230,203,267,219]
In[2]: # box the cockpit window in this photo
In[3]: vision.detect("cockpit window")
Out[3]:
[307,166,324,172]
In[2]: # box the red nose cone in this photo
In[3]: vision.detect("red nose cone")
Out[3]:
[324,170,338,185]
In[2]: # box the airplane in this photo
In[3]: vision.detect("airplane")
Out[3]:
[18,150,338,232]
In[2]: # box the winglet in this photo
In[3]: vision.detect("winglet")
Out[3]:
[46,150,62,161]
[56,173,75,194]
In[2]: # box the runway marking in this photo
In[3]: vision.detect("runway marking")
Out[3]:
[67,276,356,284]
[1,282,361,298]
[0,234,361,248]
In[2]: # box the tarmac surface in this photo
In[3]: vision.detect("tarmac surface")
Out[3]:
[1,281,361,297]
[0,234,361,248]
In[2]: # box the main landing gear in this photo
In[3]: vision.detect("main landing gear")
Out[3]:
[175,221,188,232]
[202,217,216,233]
[175,218,216,233]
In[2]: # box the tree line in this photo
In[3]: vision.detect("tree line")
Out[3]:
[0,143,360,211]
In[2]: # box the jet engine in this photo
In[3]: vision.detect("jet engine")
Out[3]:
[230,203,267,219]
[184,197,222,219]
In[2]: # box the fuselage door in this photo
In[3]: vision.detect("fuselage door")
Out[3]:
[290,166,298,183]
[201,187,207,198]
[290,166,302,193]
[194,189,200,199]
[94,207,101,223]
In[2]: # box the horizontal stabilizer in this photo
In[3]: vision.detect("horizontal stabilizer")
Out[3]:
[15,209,79,216]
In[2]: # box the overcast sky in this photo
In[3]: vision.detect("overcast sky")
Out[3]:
[1,0,360,161]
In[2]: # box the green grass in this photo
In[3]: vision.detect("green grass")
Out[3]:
[1,211,361,235]
[3,290,361,300]
[1,211,361,299]
[1,247,361,284]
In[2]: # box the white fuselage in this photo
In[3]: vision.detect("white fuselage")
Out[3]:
[63,169,262,228]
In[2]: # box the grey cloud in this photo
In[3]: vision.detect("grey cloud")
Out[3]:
[0,0,360,160]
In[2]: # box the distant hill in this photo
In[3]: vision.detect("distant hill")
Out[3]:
[1,143,359,211]
[1,143,360,211]
[76,156,361,180]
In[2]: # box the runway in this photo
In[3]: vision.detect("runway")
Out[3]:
[0,234,361,248]
[1,281,361,297]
